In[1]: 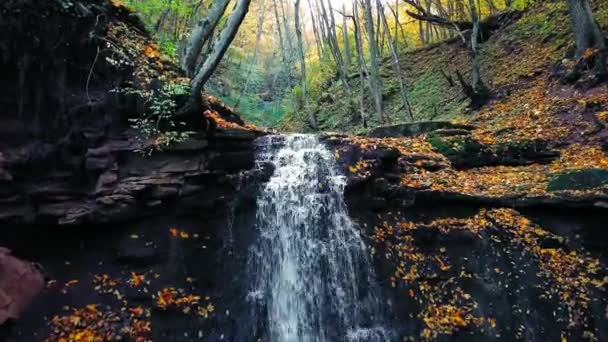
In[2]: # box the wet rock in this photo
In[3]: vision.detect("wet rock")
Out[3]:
[0,169,12,181]
[377,147,400,166]
[114,245,162,267]
[95,171,119,194]
[168,139,209,151]
[411,226,437,247]
[148,185,179,199]
[368,197,388,210]
[538,235,567,249]
[372,178,390,196]
[159,158,202,173]
[85,156,112,171]
[207,152,255,172]
[0,128,262,225]
[443,229,479,247]
[212,128,257,140]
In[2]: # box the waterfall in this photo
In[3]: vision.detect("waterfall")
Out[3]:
[244,134,391,342]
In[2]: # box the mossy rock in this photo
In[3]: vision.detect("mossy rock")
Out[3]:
[547,169,608,192]
[427,135,483,160]
[494,140,557,161]
[427,135,558,168]
[369,121,476,138]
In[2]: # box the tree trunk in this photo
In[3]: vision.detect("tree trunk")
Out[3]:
[378,0,414,120]
[363,0,385,122]
[295,0,317,128]
[353,1,369,128]
[270,0,294,93]
[567,0,607,76]
[418,20,425,45]
[190,0,252,104]
[272,0,287,67]
[154,9,170,32]
[467,0,489,106]
[181,0,232,77]
[342,4,351,67]
[279,0,295,59]
[318,0,351,93]
[235,0,267,109]
[308,0,324,60]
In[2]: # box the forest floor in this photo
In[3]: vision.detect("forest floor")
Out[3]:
[318,0,608,208]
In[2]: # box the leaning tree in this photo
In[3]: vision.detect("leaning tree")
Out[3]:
[181,0,232,77]
[183,0,252,111]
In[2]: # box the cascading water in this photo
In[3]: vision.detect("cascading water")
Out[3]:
[244,134,391,342]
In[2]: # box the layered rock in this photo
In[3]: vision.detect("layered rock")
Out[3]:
[0,127,267,226]
[0,0,269,226]
[322,130,608,210]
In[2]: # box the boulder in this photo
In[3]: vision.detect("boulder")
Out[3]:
[0,248,44,325]
[427,135,559,169]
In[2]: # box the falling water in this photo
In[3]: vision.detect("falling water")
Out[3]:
[245,134,391,342]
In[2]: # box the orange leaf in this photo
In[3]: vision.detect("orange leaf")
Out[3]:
[129,272,145,287]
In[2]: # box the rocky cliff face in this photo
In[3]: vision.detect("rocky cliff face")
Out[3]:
[0,2,272,339]
[0,0,268,226]
[320,128,608,341]
[0,127,265,226]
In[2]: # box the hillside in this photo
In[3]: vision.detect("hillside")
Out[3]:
[285,0,608,210]
[283,0,608,137]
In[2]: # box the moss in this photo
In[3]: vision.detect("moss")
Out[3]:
[494,139,549,157]
[510,2,568,42]
[408,68,467,122]
[547,169,608,192]
[428,135,557,168]
[595,1,608,26]
[427,135,483,158]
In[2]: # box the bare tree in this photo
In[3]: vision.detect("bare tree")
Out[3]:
[235,0,267,109]
[453,0,488,108]
[402,0,482,33]
[468,0,488,100]
[317,0,351,92]
[342,4,351,67]
[347,1,371,128]
[377,0,414,120]
[308,0,325,60]
[363,0,386,122]
[295,0,317,128]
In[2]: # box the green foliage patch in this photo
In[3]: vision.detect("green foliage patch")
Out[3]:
[113,82,194,155]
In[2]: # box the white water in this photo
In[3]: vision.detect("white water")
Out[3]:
[246,135,391,342]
